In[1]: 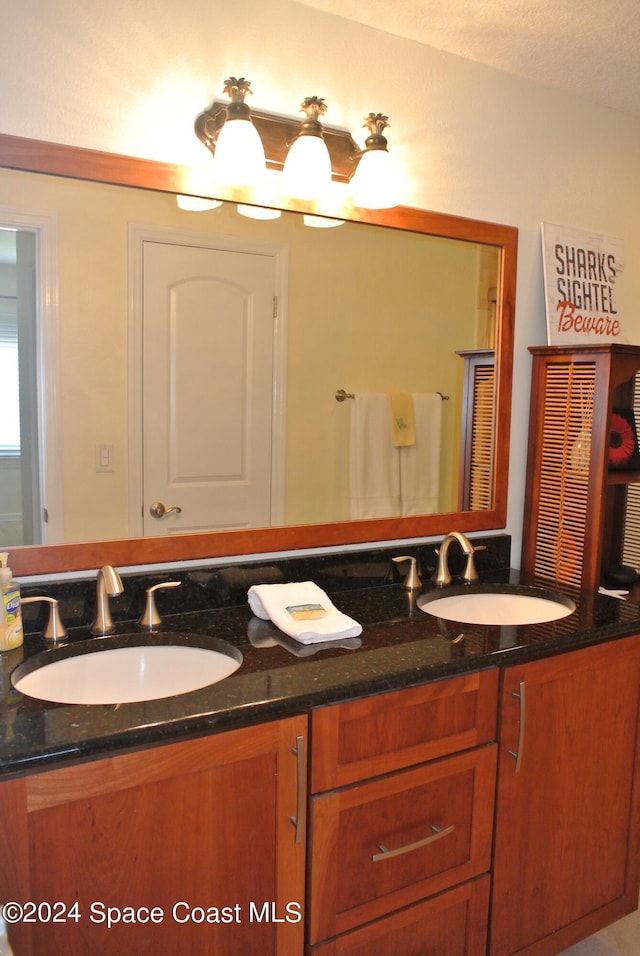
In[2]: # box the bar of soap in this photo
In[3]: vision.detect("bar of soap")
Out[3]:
[285,603,328,621]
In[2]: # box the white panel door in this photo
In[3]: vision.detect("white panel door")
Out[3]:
[142,240,277,535]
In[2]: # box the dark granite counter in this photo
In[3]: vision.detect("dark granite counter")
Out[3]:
[2,558,640,781]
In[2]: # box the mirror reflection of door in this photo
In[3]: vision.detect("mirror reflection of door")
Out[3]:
[0,228,41,546]
[141,239,282,536]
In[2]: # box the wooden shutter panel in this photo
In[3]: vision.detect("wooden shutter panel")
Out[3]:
[532,361,596,586]
[468,366,495,511]
[622,374,640,569]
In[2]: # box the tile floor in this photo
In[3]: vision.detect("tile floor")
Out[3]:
[558,904,640,954]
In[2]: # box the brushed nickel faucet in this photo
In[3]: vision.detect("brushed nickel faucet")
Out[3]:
[391,555,422,591]
[90,565,124,635]
[139,581,182,630]
[21,595,67,643]
[432,532,485,587]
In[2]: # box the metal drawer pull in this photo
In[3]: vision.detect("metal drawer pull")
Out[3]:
[372,823,455,862]
[290,735,306,845]
[508,680,526,773]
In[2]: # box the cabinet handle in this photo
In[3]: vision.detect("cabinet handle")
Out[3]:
[508,680,526,773]
[372,823,455,862]
[290,735,306,845]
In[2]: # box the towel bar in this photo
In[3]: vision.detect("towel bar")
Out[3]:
[335,388,449,402]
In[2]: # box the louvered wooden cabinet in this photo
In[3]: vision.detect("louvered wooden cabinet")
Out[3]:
[457,350,496,511]
[521,343,640,591]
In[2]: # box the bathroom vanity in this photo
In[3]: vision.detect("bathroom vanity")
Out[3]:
[1,556,640,956]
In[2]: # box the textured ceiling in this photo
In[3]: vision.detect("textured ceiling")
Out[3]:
[298,0,640,117]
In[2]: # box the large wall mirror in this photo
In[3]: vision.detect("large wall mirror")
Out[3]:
[0,134,517,576]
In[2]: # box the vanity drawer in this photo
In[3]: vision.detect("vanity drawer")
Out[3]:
[307,875,490,956]
[308,744,496,943]
[311,668,498,792]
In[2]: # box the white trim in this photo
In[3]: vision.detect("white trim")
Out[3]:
[0,206,61,544]
[127,223,288,536]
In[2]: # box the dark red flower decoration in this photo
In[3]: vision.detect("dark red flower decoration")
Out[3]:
[609,412,636,466]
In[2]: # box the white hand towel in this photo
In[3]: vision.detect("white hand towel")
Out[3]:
[248,581,363,644]
[400,393,442,515]
[349,392,401,519]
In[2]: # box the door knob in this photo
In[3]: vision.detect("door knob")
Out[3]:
[149,501,182,518]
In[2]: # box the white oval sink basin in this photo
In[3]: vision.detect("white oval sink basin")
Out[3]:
[418,587,576,626]
[13,639,242,705]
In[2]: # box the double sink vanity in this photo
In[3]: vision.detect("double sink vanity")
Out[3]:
[1,534,640,956]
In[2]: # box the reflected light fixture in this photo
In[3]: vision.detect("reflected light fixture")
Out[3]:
[237,204,281,220]
[282,97,332,201]
[303,215,345,228]
[211,77,266,188]
[176,195,222,212]
[351,113,398,210]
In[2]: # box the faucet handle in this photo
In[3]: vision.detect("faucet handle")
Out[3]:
[462,544,486,584]
[139,581,182,630]
[392,556,422,591]
[21,596,67,643]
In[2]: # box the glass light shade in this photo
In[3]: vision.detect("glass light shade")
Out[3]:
[351,148,398,209]
[176,195,223,212]
[303,215,345,228]
[282,135,332,200]
[213,118,266,188]
[237,204,281,220]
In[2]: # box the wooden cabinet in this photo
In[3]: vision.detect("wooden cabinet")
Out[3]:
[521,343,640,590]
[0,714,307,956]
[308,670,498,955]
[490,635,640,956]
[3,636,640,956]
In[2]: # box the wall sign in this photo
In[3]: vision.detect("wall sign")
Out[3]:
[541,222,626,345]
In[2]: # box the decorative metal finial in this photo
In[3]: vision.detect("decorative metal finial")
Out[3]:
[222,77,255,121]
[293,96,328,139]
[362,112,390,150]
[222,77,253,102]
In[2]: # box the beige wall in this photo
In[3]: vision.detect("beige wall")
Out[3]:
[2,0,640,560]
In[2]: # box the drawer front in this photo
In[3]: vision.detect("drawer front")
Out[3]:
[308,875,490,956]
[308,744,496,942]
[311,668,498,792]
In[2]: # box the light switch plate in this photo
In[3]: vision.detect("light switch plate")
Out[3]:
[95,443,114,472]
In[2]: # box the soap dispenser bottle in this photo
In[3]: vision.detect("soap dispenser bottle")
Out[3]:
[0,552,23,652]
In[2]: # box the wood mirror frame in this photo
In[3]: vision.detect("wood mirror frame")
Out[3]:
[0,133,517,576]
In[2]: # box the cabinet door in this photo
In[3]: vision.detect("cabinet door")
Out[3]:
[0,715,307,956]
[491,635,640,956]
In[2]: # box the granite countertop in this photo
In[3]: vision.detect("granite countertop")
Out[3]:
[2,568,640,780]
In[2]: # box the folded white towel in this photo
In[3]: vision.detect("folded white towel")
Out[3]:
[248,581,363,644]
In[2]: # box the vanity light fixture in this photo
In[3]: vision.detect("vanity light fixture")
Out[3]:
[208,77,266,188]
[192,82,398,209]
[282,96,332,201]
[351,113,398,210]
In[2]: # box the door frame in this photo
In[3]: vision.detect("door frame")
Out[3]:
[127,223,288,538]
[0,206,61,545]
